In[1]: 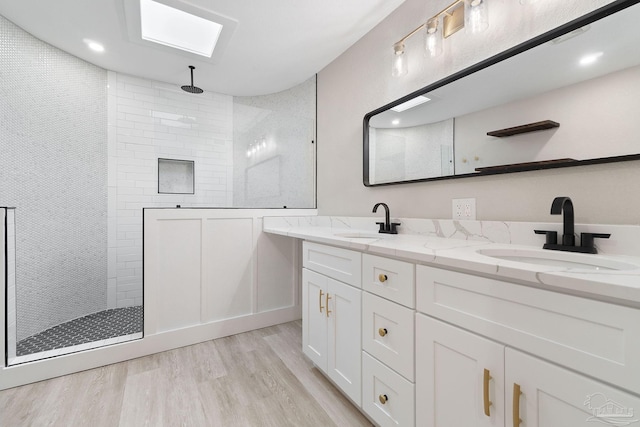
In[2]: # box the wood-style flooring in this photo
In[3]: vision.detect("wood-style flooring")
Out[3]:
[0,320,373,427]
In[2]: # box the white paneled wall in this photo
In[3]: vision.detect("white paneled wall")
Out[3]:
[144,208,300,336]
[107,73,234,308]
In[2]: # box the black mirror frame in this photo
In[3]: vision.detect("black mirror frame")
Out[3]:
[363,0,640,187]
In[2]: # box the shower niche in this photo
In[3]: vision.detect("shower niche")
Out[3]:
[158,158,195,194]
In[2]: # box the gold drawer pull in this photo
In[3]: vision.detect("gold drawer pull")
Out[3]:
[513,383,522,427]
[378,328,388,337]
[319,290,324,313]
[379,274,388,282]
[483,368,492,416]
[379,394,388,404]
[326,293,332,318]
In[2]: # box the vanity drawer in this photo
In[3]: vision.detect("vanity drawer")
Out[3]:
[362,351,415,427]
[362,254,414,307]
[362,292,414,381]
[302,241,361,287]
[416,264,640,395]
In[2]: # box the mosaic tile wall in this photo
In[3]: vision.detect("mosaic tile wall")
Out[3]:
[107,72,234,308]
[0,15,108,340]
[233,77,316,208]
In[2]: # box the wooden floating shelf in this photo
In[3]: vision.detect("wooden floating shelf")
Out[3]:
[475,158,577,173]
[487,120,560,137]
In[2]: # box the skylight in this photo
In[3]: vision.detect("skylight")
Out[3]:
[140,0,223,58]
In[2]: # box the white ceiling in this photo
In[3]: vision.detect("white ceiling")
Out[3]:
[0,0,406,96]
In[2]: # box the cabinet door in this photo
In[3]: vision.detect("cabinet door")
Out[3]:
[506,348,640,427]
[302,268,328,370]
[327,278,362,406]
[416,314,504,427]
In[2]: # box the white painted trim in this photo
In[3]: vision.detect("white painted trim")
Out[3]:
[1,208,6,368]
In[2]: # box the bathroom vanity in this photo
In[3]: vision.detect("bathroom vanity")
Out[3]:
[265,216,640,426]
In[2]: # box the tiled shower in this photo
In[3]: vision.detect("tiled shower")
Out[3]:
[1,13,315,364]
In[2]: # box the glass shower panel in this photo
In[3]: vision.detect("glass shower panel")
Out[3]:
[232,76,316,208]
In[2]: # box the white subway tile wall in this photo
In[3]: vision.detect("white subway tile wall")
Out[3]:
[107,72,234,308]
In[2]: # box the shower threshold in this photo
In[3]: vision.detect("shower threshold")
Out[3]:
[9,306,143,366]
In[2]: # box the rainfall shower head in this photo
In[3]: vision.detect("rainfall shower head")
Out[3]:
[181,66,204,94]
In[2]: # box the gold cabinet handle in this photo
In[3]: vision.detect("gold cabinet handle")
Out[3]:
[483,368,492,417]
[319,290,324,313]
[513,383,522,427]
[379,394,388,404]
[378,328,388,337]
[378,274,388,282]
[326,293,332,318]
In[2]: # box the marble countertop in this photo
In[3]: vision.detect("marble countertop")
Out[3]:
[263,217,640,306]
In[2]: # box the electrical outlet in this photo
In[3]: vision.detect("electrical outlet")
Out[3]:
[452,198,476,220]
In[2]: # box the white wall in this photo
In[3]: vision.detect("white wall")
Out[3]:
[317,0,640,225]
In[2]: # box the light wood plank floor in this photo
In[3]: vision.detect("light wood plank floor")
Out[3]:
[0,320,373,427]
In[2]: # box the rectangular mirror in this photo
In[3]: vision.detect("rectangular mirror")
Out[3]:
[364,0,640,186]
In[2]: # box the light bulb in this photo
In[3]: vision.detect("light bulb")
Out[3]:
[465,0,489,34]
[425,18,442,58]
[392,43,408,77]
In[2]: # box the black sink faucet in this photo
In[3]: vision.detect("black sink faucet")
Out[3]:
[373,202,401,234]
[534,196,610,254]
[551,196,575,246]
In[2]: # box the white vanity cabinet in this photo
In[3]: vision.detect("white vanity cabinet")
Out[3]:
[302,242,362,405]
[416,265,640,427]
[417,316,640,427]
[361,254,416,427]
[296,235,640,427]
[416,315,504,427]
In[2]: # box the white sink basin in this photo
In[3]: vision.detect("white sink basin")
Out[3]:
[334,232,386,239]
[476,248,639,271]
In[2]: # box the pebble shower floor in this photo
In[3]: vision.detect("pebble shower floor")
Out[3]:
[16,306,143,356]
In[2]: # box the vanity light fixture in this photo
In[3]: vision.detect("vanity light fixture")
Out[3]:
[392,42,408,76]
[246,136,268,158]
[391,0,489,76]
[465,0,489,34]
[425,18,443,58]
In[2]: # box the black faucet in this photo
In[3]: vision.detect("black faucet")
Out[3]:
[373,203,401,234]
[551,196,575,246]
[534,196,610,254]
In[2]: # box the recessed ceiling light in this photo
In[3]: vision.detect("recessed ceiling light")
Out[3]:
[391,95,431,112]
[83,39,105,53]
[392,119,401,125]
[140,0,223,57]
[579,52,603,66]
